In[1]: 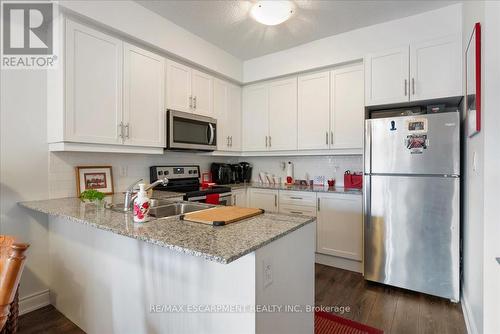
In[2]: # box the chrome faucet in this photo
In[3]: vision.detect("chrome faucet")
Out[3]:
[123,177,169,211]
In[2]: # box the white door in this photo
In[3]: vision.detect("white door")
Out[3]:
[227,83,242,151]
[365,46,409,106]
[297,70,330,150]
[214,79,230,150]
[123,43,166,147]
[249,188,278,213]
[191,69,214,117]
[166,60,192,113]
[242,84,269,151]
[268,77,298,151]
[65,19,123,144]
[317,193,362,261]
[330,65,364,149]
[410,35,462,101]
[232,188,247,207]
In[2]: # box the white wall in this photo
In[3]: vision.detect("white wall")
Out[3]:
[0,70,50,302]
[239,155,362,187]
[243,4,462,83]
[481,2,500,333]
[59,0,243,82]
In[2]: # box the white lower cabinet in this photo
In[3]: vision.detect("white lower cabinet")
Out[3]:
[232,188,247,207]
[248,188,279,213]
[316,193,362,261]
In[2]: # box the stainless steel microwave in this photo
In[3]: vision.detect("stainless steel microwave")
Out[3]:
[167,110,217,151]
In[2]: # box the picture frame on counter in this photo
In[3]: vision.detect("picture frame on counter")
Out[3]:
[466,22,481,137]
[76,166,114,196]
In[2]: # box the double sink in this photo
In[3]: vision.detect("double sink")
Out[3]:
[108,199,213,218]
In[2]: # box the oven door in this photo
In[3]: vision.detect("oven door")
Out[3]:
[187,193,233,206]
[168,110,217,151]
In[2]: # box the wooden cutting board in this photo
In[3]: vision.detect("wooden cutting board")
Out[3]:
[180,206,264,226]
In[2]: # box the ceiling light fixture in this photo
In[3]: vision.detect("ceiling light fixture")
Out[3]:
[250,1,295,26]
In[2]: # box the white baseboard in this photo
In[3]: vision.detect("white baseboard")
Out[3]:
[461,292,478,334]
[19,289,50,315]
[315,253,362,273]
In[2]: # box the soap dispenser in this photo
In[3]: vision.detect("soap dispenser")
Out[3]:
[133,183,150,223]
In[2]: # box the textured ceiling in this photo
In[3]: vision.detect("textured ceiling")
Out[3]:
[135,0,459,60]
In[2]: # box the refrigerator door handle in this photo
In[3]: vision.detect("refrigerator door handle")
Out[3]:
[363,174,371,274]
[364,120,371,173]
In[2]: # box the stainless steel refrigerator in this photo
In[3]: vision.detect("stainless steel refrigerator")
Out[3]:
[363,111,460,302]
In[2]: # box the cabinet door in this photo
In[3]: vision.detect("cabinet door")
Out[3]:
[365,46,409,106]
[214,79,230,151]
[242,84,269,151]
[166,60,192,113]
[269,77,298,151]
[298,71,330,150]
[249,188,278,213]
[330,65,364,149]
[227,83,242,151]
[191,69,214,117]
[232,188,247,207]
[65,19,123,144]
[123,43,165,147]
[410,35,462,101]
[317,194,362,261]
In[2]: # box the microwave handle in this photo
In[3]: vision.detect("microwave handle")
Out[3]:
[208,123,215,145]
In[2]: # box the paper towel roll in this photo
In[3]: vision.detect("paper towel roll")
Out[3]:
[286,162,294,183]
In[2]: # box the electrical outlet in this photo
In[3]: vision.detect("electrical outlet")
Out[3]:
[263,259,273,288]
[119,166,128,177]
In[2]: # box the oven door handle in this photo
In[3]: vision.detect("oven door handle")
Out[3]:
[187,196,207,202]
[208,123,215,145]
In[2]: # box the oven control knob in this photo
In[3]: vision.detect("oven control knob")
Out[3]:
[165,171,169,175]
[188,170,193,174]
[158,171,163,175]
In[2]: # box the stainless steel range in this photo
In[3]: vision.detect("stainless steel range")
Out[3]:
[150,165,232,205]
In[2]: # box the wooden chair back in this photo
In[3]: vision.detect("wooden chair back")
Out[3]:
[0,236,29,332]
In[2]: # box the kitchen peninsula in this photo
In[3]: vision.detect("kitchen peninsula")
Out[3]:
[20,198,315,334]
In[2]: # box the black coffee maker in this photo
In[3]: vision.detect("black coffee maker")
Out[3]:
[230,164,243,183]
[239,162,252,183]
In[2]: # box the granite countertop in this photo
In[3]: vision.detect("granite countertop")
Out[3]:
[226,182,362,195]
[19,198,314,264]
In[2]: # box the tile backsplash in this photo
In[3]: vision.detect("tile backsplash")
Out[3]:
[237,155,362,187]
[48,151,361,198]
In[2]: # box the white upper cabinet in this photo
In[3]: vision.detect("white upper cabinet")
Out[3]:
[242,83,269,151]
[166,60,192,113]
[410,35,462,101]
[330,65,364,149]
[365,46,409,106]
[123,43,165,147]
[214,79,241,151]
[191,69,214,117]
[166,59,214,116]
[298,71,330,150]
[365,35,462,106]
[65,19,123,145]
[268,77,297,151]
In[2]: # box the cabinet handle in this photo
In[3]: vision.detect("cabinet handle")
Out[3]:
[330,131,333,145]
[227,136,229,146]
[326,131,328,145]
[118,122,124,139]
[269,136,272,147]
[317,198,320,211]
[290,197,303,200]
[412,78,415,95]
[233,195,236,206]
[125,123,130,139]
[193,96,197,109]
[274,194,277,207]
[290,211,303,215]
[404,79,408,96]
[189,96,193,108]
[265,136,268,148]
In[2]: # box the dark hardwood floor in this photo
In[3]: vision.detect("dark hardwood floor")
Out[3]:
[18,264,467,334]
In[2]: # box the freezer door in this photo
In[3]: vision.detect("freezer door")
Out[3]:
[364,175,460,301]
[367,112,460,175]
